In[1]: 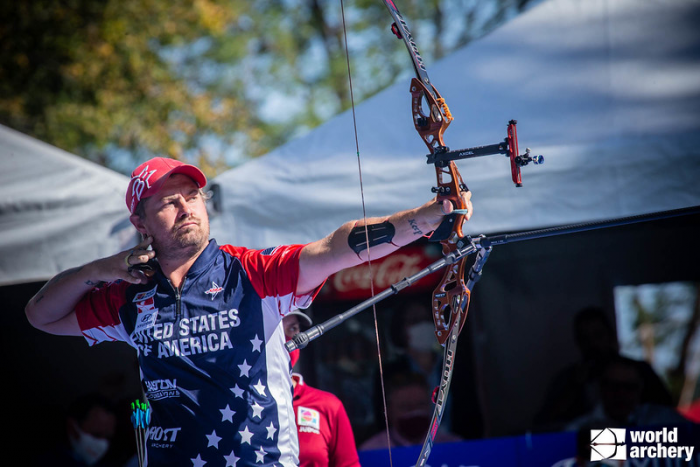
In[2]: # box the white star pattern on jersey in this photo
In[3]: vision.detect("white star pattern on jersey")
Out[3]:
[186,331,287,466]
[266,422,277,440]
[251,401,264,419]
[238,360,252,377]
[251,335,263,352]
[239,426,254,445]
[183,335,297,467]
[255,445,267,464]
[230,384,245,399]
[220,404,236,423]
[224,451,240,466]
[207,430,222,448]
[253,380,267,396]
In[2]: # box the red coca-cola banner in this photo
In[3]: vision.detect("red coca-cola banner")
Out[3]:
[316,244,443,302]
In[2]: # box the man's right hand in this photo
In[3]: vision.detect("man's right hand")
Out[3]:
[25,236,155,336]
[88,236,156,285]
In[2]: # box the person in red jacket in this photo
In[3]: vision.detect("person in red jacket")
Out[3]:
[283,312,361,467]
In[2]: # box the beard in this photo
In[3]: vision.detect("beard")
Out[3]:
[154,217,210,260]
[173,219,208,248]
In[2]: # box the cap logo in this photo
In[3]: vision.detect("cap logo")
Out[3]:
[130,165,157,212]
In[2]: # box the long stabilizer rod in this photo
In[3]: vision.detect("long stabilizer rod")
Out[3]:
[478,205,700,248]
[285,205,700,352]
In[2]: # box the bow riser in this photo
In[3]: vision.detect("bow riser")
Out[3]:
[432,259,470,345]
[410,78,451,150]
[410,77,469,244]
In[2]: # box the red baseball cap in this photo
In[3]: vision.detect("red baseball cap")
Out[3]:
[126,157,207,214]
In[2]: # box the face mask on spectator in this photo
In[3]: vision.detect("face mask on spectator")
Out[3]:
[69,423,110,466]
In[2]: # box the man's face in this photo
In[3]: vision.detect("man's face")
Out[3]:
[389,383,432,442]
[78,406,117,440]
[67,405,116,464]
[601,363,643,423]
[132,174,210,258]
[282,315,302,368]
[283,315,301,339]
[576,318,617,362]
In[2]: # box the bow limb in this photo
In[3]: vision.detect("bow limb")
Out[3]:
[416,310,462,466]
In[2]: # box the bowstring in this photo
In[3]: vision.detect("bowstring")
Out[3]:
[339,1,393,465]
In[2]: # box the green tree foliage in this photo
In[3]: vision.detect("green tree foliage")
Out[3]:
[0,0,535,176]
[0,0,255,176]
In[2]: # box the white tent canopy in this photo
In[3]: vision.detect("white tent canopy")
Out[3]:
[209,0,700,249]
[0,125,137,286]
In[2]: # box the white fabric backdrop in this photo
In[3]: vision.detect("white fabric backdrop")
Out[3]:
[0,125,136,286]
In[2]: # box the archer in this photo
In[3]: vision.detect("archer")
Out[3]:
[25,156,472,467]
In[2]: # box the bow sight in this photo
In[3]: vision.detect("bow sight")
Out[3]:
[425,120,544,187]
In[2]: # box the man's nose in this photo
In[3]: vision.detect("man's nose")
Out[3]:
[176,197,192,216]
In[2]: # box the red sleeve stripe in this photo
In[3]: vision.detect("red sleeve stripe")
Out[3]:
[75,281,130,346]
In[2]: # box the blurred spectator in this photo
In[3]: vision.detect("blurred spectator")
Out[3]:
[32,393,118,467]
[284,312,361,467]
[360,372,461,450]
[535,306,672,431]
[372,301,451,434]
[566,355,688,430]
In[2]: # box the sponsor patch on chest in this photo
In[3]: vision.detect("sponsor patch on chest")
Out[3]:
[133,286,159,332]
[133,286,157,302]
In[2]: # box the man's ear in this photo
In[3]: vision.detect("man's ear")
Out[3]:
[130,214,148,237]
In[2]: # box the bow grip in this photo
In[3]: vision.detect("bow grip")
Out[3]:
[429,213,457,242]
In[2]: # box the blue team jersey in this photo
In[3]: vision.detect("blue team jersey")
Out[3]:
[76,239,320,467]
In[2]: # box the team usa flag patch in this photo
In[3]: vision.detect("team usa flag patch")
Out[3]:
[297,407,320,431]
[133,286,158,303]
[261,246,280,256]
